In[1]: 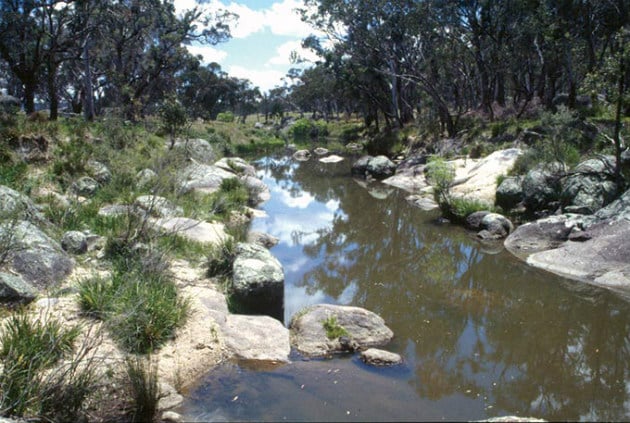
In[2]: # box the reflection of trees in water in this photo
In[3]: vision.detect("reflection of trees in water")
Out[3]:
[261,155,630,420]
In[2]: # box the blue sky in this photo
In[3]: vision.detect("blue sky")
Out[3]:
[174,0,323,92]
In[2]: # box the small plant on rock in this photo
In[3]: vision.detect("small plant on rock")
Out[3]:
[322,316,349,340]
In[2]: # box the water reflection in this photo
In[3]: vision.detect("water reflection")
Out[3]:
[181,156,630,421]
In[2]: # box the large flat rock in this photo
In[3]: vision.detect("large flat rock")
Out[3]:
[450,148,522,203]
[526,219,630,297]
[222,314,290,363]
[151,217,230,246]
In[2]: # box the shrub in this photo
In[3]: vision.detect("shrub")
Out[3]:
[511,107,582,175]
[289,118,328,142]
[289,118,312,141]
[216,111,235,123]
[159,98,188,149]
[446,197,493,221]
[424,157,455,206]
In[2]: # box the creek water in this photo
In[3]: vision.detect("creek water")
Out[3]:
[178,155,630,421]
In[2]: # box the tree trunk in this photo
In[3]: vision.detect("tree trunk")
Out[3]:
[47,62,59,121]
[23,79,37,114]
[83,38,95,120]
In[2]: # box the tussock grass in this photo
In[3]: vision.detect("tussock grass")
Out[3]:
[0,311,94,419]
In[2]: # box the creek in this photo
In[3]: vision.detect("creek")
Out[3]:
[179,155,630,421]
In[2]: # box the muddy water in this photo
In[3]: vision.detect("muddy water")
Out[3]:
[179,156,630,421]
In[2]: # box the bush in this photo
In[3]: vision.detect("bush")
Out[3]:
[511,107,582,175]
[216,111,235,123]
[424,157,455,206]
[289,118,329,142]
[289,118,312,141]
[446,197,493,221]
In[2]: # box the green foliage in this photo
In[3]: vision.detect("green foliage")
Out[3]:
[322,316,348,340]
[208,178,249,217]
[446,197,493,221]
[0,312,80,417]
[51,137,93,187]
[78,252,190,354]
[206,237,236,279]
[425,157,455,206]
[125,355,160,423]
[160,98,188,148]
[289,118,329,142]
[78,275,115,320]
[424,157,491,221]
[511,108,582,175]
[217,111,235,123]
[234,137,285,156]
[0,149,27,189]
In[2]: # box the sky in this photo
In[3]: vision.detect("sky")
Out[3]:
[173,0,323,93]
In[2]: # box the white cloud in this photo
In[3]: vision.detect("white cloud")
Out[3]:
[264,0,315,38]
[174,0,319,39]
[266,40,320,66]
[185,44,228,63]
[227,65,286,92]
[224,2,266,39]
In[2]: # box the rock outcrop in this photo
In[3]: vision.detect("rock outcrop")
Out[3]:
[1,220,74,289]
[505,188,630,297]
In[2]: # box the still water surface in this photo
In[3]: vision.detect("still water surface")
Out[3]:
[180,156,630,421]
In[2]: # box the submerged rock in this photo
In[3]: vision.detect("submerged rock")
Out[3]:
[293,149,311,161]
[319,154,344,163]
[360,348,403,366]
[526,219,630,297]
[289,304,394,357]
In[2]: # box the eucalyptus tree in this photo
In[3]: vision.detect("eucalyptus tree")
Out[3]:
[0,1,58,114]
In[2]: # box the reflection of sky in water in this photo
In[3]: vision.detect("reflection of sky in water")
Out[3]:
[251,160,349,323]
